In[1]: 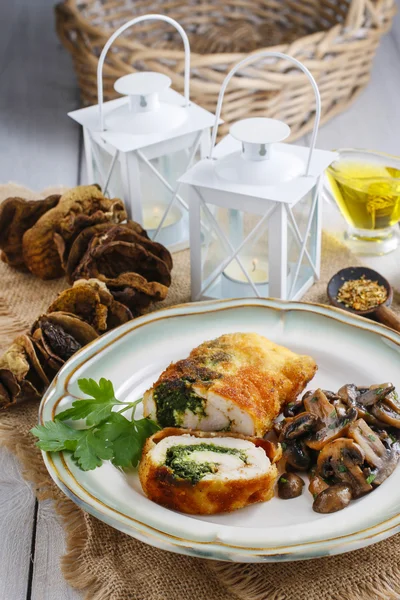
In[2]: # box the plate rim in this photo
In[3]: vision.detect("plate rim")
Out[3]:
[39,297,400,561]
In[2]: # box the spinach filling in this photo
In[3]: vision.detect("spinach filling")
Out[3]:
[165,443,248,484]
[154,380,206,427]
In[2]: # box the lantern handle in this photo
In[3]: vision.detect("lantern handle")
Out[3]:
[97,14,191,132]
[209,51,321,176]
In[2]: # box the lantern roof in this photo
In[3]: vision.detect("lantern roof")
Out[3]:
[179,134,337,205]
[68,88,217,153]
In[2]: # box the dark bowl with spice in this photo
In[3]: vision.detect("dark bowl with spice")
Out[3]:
[327,266,392,316]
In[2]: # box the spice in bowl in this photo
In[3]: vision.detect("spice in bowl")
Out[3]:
[337,275,388,311]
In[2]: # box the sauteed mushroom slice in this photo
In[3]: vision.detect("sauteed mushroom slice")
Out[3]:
[348,419,399,484]
[317,438,372,498]
[280,412,321,441]
[309,475,329,498]
[338,384,359,405]
[278,473,304,499]
[284,397,305,418]
[371,403,400,429]
[313,484,352,514]
[283,439,311,471]
[338,384,387,427]
[304,389,333,420]
[306,406,358,451]
[357,383,395,407]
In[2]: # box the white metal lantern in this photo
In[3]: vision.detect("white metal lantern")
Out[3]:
[179,51,337,301]
[68,14,216,252]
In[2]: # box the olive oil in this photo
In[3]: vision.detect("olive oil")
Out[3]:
[326,162,400,230]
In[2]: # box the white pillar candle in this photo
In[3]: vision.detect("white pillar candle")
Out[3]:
[142,204,184,247]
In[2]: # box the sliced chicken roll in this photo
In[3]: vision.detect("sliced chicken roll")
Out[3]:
[139,428,282,514]
[143,332,316,436]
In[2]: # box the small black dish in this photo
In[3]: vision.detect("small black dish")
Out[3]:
[327,266,392,317]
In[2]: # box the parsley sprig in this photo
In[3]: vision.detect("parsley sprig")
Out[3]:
[31,378,159,471]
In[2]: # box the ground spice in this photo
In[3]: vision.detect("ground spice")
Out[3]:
[337,276,388,311]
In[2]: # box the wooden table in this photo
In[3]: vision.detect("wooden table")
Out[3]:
[1,1,400,598]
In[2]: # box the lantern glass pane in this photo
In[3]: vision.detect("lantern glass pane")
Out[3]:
[199,205,270,299]
[92,143,124,199]
[287,189,317,299]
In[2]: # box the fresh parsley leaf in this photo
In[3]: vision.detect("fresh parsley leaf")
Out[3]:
[281,442,287,450]
[279,477,288,484]
[31,421,84,452]
[98,413,159,468]
[32,378,159,473]
[73,428,113,471]
[368,434,377,442]
[337,464,347,473]
[366,473,376,485]
[56,378,121,426]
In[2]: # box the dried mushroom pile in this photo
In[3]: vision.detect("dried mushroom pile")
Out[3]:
[276,384,400,512]
[0,186,173,410]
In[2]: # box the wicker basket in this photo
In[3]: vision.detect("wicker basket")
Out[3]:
[55,0,396,140]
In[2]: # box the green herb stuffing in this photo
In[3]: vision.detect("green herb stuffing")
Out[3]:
[165,443,247,484]
[31,378,159,471]
[154,381,207,427]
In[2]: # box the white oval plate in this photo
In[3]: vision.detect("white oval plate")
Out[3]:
[40,298,400,562]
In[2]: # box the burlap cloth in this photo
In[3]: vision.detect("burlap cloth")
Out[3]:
[1,183,400,600]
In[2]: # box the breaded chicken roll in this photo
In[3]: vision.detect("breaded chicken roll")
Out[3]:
[143,332,316,436]
[139,428,282,514]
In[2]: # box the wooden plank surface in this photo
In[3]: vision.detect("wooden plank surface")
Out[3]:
[31,500,81,600]
[0,2,400,598]
[0,449,36,600]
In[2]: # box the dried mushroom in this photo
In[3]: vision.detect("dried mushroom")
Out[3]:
[102,273,169,316]
[47,279,132,332]
[65,221,149,282]
[31,312,98,371]
[0,335,48,409]
[67,222,173,287]
[0,194,60,268]
[22,185,126,279]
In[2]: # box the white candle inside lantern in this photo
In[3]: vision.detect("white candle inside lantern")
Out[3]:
[143,204,184,247]
[221,257,269,298]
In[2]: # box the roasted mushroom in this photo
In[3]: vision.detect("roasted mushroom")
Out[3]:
[313,484,352,513]
[316,437,372,497]
[22,185,126,279]
[283,439,311,471]
[308,474,329,498]
[280,412,321,440]
[304,390,357,451]
[278,472,304,499]
[338,383,394,427]
[347,419,399,485]
[0,195,60,269]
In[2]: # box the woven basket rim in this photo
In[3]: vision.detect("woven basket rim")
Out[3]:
[56,0,396,59]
